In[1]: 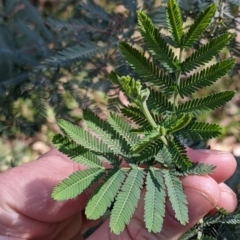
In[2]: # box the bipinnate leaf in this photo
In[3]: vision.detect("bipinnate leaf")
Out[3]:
[52,168,104,200]
[110,167,145,234]
[176,91,235,116]
[85,168,126,220]
[163,169,189,225]
[144,168,166,233]
[182,4,217,49]
[137,11,178,72]
[178,59,235,97]
[52,134,101,168]
[166,0,183,47]
[52,0,237,235]
[181,33,235,73]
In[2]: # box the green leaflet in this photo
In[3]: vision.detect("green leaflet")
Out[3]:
[182,4,217,49]
[52,167,104,200]
[176,91,235,116]
[144,168,166,233]
[168,138,192,170]
[83,109,130,155]
[155,145,173,166]
[121,105,152,131]
[130,129,161,153]
[166,0,183,47]
[110,167,145,234]
[176,163,216,176]
[137,11,178,72]
[131,139,164,164]
[163,169,189,225]
[85,168,126,220]
[147,88,173,114]
[178,59,235,97]
[181,32,235,73]
[52,134,101,168]
[107,112,139,146]
[119,42,175,96]
[58,119,108,153]
[176,121,222,140]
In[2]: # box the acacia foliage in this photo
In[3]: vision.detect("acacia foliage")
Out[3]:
[51,0,236,235]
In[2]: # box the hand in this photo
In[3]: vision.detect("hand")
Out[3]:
[0,148,237,240]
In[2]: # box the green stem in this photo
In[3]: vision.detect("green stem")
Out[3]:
[173,48,184,111]
[139,101,158,129]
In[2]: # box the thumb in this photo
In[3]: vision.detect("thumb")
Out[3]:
[0,149,92,223]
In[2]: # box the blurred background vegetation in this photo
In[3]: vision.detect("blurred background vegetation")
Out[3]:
[0,0,239,179]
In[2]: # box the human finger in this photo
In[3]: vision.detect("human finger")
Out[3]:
[187,148,237,183]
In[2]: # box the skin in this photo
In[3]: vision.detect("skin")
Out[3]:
[0,148,237,240]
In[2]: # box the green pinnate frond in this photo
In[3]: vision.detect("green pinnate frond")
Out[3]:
[52,168,104,201]
[163,169,188,225]
[181,33,235,73]
[147,88,173,114]
[83,110,130,155]
[168,138,192,170]
[178,59,235,98]
[121,105,152,131]
[176,163,216,176]
[131,139,164,164]
[130,129,160,154]
[155,145,173,166]
[176,91,235,116]
[177,121,222,140]
[119,42,175,96]
[85,168,126,220]
[107,112,139,145]
[110,167,145,234]
[166,0,183,47]
[137,11,178,72]
[182,4,217,49]
[52,134,101,168]
[144,168,166,233]
[57,119,112,158]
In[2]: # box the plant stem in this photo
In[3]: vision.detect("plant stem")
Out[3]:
[173,48,183,111]
[139,101,158,129]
